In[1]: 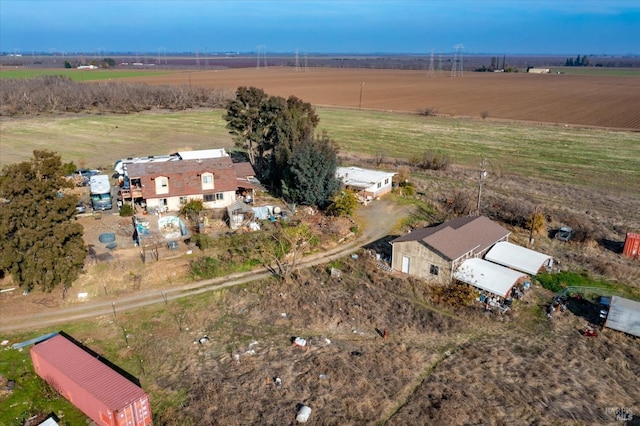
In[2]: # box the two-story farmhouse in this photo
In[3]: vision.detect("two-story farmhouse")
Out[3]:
[125,156,248,212]
[390,216,511,284]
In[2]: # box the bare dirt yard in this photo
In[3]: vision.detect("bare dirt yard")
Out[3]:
[121,67,640,130]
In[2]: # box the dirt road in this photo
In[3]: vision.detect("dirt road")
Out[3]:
[0,200,412,333]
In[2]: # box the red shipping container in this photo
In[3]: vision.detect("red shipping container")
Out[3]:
[30,332,152,426]
[623,232,640,259]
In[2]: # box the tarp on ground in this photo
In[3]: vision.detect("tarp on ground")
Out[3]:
[485,241,553,275]
[454,258,526,298]
[605,296,640,337]
[252,205,274,220]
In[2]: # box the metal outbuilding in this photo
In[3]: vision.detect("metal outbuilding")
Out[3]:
[604,296,640,338]
[623,232,640,259]
[484,241,553,275]
[454,258,527,298]
[30,332,152,426]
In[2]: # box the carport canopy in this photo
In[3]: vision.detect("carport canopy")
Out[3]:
[485,241,553,275]
[605,296,640,338]
[454,258,527,298]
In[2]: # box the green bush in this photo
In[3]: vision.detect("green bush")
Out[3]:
[326,190,359,217]
[190,256,220,279]
[180,199,204,218]
[119,203,134,217]
[191,233,213,250]
[537,271,594,293]
[396,181,415,196]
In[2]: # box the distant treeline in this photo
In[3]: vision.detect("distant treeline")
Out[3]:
[0,75,233,116]
[3,54,639,72]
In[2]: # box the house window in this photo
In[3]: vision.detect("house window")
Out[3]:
[203,194,214,202]
[201,173,214,190]
[179,196,187,204]
[384,178,389,185]
[377,182,382,188]
[215,192,224,201]
[430,264,439,276]
[155,176,169,195]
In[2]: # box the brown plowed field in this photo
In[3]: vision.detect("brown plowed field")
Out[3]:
[121,67,640,130]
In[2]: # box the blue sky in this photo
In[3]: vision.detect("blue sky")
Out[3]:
[1,0,638,55]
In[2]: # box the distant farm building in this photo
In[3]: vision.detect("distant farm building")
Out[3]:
[528,68,550,74]
[30,332,152,426]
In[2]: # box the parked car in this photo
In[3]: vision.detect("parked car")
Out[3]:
[75,201,87,214]
[555,226,574,242]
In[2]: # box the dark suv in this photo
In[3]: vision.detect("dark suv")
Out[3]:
[555,226,574,242]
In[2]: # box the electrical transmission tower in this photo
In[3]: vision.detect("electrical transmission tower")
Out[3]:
[304,52,309,72]
[294,48,301,72]
[451,43,464,77]
[426,49,436,78]
[256,45,267,69]
[438,54,444,76]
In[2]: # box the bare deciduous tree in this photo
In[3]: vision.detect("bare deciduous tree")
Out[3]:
[0,76,233,116]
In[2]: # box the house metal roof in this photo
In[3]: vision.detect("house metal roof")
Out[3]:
[605,296,640,337]
[30,333,147,410]
[392,216,511,261]
[485,241,552,275]
[175,149,228,160]
[454,258,526,297]
[336,166,396,189]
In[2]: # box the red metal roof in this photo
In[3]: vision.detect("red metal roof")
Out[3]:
[31,333,147,410]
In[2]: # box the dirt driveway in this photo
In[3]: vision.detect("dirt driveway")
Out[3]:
[0,199,413,333]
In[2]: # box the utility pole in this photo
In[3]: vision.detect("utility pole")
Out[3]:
[529,206,539,248]
[476,158,487,215]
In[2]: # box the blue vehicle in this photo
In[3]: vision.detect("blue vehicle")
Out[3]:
[89,175,113,211]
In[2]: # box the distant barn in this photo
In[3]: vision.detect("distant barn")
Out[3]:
[528,68,550,74]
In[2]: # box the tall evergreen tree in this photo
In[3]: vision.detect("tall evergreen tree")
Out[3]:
[224,86,269,174]
[281,132,340,208]
[0,150,85,292]
[268,95,319,188]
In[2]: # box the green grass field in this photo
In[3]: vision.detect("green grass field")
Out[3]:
[1,108,639,195]
[0,68,170,81]
[548,66,640,77]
